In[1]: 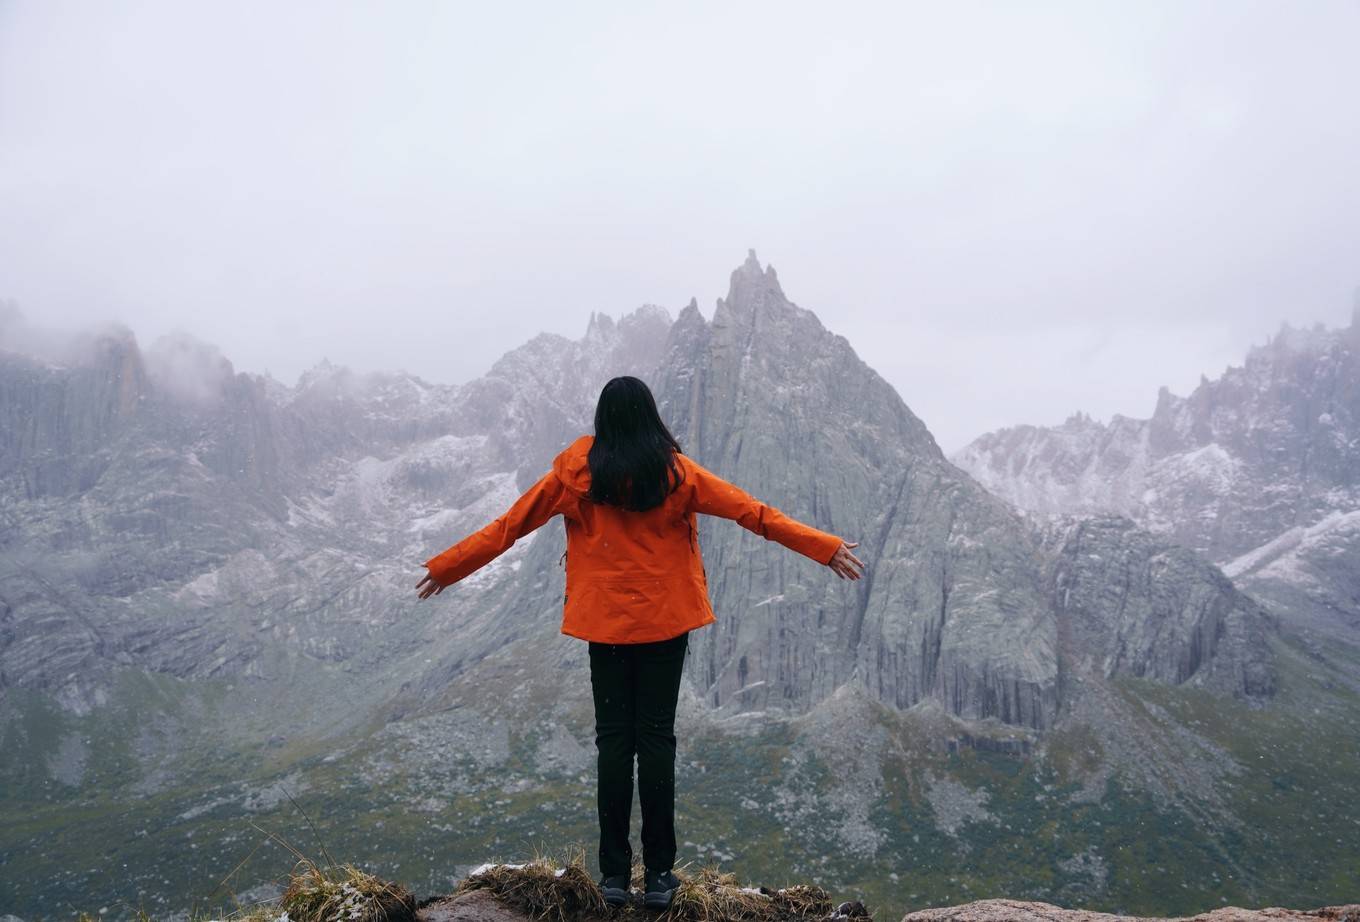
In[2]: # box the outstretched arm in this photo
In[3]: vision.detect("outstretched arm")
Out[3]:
[686,457,864,578]
[417,469,568,598]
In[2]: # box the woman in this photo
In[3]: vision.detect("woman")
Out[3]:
[416,376,865,910]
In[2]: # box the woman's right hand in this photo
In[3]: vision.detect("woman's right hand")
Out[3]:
[416,568,445,599]
[830,541,866,580]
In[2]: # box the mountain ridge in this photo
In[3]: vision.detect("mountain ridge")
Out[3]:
[1,255,1354,920]
[950,299,1360,649]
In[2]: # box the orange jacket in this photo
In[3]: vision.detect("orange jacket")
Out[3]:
[422,434,846,644]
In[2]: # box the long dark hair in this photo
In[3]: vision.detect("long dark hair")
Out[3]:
[586,376,683,511]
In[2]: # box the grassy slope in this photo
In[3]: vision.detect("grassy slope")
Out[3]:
[2,631,1358,922]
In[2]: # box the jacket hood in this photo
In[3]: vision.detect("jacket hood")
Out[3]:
[552,434,595,497]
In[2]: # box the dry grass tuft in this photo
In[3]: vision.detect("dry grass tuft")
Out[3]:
[453,851,846,921]
[453,845,606,922]
[769,884,837,918]
[280,860,416,922]
[663,864,835,922]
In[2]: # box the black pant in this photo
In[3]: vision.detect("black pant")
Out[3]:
[587,630,689,876]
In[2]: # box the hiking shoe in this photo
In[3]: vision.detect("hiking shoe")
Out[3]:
[598,872,630,908]
[643,868,680,910]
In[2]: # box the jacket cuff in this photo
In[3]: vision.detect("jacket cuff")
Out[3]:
[818,533,844,565]
[424,552,457,586]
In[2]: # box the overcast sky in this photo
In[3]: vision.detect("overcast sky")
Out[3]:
[2,1,1358,454]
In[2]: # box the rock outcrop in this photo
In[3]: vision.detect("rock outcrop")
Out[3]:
[1041,514,1275,699]
[899,899,1360,922]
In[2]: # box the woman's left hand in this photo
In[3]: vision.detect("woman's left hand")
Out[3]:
[416,570,444,599]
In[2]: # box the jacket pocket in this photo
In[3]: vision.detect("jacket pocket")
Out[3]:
[594,574,673,613]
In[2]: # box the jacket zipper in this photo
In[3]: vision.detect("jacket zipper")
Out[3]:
[688,518,707,581]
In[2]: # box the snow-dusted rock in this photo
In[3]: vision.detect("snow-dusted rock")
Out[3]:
[952,303,1360,644]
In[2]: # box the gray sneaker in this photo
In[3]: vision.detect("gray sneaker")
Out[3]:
[643,868,680,910]
[598,872,630,908]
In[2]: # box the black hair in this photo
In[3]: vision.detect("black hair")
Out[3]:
[585,376,684,512]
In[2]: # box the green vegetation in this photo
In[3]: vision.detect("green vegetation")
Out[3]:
[3,631,1359,921]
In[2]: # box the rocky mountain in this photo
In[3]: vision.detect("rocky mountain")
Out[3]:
[950,300,1360,644]
[0,258,1355,922]
[383,253,1272,737]
[649,255,1274,724]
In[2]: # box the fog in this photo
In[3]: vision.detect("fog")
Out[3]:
[2,0,1358,453]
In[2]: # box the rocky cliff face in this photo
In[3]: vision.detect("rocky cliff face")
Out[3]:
[1040,514,1275,699]
[646,253,1060,728]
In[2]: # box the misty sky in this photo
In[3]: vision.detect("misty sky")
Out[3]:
[3,1,1358,454]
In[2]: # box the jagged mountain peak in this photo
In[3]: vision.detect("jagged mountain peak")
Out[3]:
[490,303,671,382]
[672,297,705,334]
[714,248,789,324]
[626,302,673,323]
[1249,318,1341,362]
[1061,410,1101,429]
[584,303,673,346]
[657,251,945,468]
[583,310,615,342]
